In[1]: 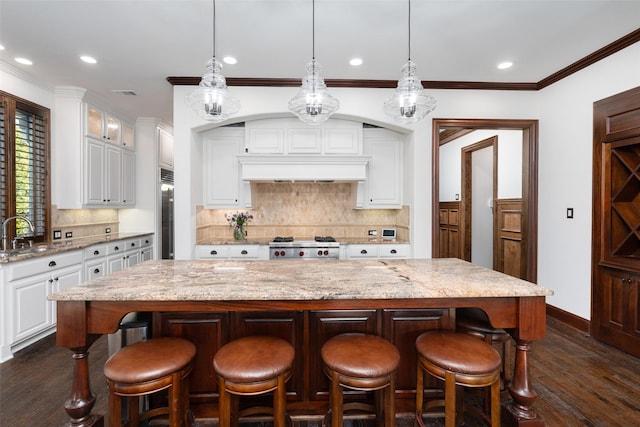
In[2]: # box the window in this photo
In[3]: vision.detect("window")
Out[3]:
[0,91,50,248]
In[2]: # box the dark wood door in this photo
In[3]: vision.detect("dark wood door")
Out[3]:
[592,86,640,357]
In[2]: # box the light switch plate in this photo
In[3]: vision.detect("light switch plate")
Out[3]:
[368,230,377,236]
[567,208,574,219]
[53,230,61,240]
[65,231,73,238]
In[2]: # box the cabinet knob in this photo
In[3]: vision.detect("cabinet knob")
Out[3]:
[130,242,135,247]
[241,250,248,255]
[210,250,218,255]
[361,249,368,254]
[48,260,57,267]
[114,246,120,251]
[54,277,59,281]
[49,278,54,283]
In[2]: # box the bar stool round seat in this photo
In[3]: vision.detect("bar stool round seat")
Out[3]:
[103,337,196,427]
[321,333,400,427]
[415,331,501,427]
[213,335,295,427]
[456,307,512,390]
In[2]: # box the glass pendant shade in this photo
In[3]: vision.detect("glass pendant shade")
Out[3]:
[288,59,339,125]
[186,57,240,122]
[383,60,437,124]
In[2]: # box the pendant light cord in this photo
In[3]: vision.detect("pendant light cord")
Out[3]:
[312,0,316,61]
[407,0,411,61]
[212,0,216,58]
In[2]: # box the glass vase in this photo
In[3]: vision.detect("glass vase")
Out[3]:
[233,225,245,240]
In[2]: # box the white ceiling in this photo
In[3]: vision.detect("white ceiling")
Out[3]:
[1,0,639,126]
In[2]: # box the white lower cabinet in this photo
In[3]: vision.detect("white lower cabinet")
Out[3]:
[344,243,410,259]
[195,245,266,260]
[6,251,83,352]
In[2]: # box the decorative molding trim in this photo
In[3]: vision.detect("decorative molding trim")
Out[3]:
[547,304,590,334]
[168,29,640,91]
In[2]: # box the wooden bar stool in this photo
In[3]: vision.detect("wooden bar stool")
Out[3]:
[456,307,513,390]
[415,331,501,427]
[321,333,400,427]
[103,337,196,427]
[213,335,295,427]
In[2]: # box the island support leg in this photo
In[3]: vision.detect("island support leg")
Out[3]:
[64,347,103,427]
[502,339,544,426]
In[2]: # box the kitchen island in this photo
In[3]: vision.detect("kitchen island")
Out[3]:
[51,258,553,426]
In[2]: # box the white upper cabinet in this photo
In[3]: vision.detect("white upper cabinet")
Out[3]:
[203,128,251,208]
[357,128,403,209]
[245,118,362,155]
[53,88,136,209]
[86,105,122,144]
[158,128,174,169]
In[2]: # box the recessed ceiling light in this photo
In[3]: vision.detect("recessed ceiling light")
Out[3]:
[223,56,237,65]
[15,57,33,65]
[497,61,513,70]
[350,58,363,66]
[0,44,5,50]
[80,55,97,64]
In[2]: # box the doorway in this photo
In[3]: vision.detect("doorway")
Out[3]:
[462,137,496,269]
[432,119,538,283]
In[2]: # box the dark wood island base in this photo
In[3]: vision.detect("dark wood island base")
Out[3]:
[51,259,552,426]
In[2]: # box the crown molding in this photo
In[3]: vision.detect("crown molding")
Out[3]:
[168,28,640,91]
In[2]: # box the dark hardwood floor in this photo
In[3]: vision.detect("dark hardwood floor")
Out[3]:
[1,316,639,426]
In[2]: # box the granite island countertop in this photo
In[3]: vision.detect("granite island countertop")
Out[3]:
[49,258,553,302]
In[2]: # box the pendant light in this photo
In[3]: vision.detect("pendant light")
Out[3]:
[383,0,437,123]
[185,0,240,122]
[288,0,339,125]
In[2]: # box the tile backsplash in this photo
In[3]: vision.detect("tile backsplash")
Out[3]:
[51,205,119,240]
[196,182,410,241]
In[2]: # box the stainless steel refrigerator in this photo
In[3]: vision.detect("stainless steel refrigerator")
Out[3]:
[160,168,174,259]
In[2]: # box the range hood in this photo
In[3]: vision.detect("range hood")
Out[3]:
[239,155,370,182]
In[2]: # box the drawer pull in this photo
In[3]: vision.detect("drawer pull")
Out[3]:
[131,242,136,247]
[49,260,57,267]
[93,250,100,255]
[361,249,368,254]
[93,268,100,274]
[114,246,120,251]
[390,249,397,254]
[241,250,248,255]
[210,250,218,255]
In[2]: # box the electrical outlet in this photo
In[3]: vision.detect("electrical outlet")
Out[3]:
[567,208,574,219]
[53,230,62,240]
[65,231,73,238]
[105,227,111,234]
[368,230,378,236]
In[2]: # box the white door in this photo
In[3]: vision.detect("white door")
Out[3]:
[471,146,494,269]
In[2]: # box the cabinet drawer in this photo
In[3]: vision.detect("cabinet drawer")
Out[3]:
[346,244,379,258]
[85,259,107,280]
[196,246,229,259]
[106,241,127,255]
[84,244,108,260]
[7,251,84,282]
[139,235,154,248]
[378,244,410,258]
[229,246,260,259]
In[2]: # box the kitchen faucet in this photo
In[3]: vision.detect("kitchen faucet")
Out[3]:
[1,215,35,251]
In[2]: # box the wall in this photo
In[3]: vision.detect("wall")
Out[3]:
[196,182,410,242]
[537,43,640,319]
[439,129,523,201]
